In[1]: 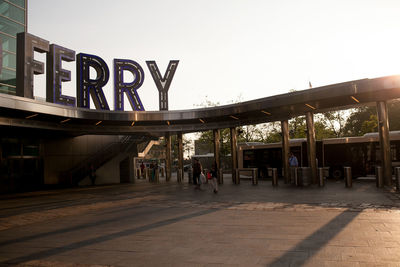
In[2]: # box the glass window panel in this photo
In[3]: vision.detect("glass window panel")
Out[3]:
[0,2,25,24]
[0,16,24,36]
[8,0,24,9]
[0,32,16,53]
[23,145,39,156]
[2,50,16,69]
[0,67,16,86]
[2,140,21,157]
[0,83,16,94]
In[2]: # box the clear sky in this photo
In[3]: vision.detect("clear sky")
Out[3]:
[29,0,400,111]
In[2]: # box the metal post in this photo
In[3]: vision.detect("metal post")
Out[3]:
[252,168,258,185]
[281,120,290,184]
[376,166,383,188]
[294,167,299,186]
[235,169,240,184]
[155,168,160,183]
[318,167,325,187]
[344,167,352,188]
[230,127,238,184]
[165,133,172,182]
[306,112,318,184]
[272,168,278,186]
[213,129,222,184]
[376,101,392,186]
[177,132,184,183]
[395,167,400,192]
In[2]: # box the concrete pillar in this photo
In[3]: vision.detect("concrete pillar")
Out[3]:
[230,127,238,184]
[177,132,184,183]
[306,112,317,184]
[281,120,290,184]
[213,129,223,184]
[376,101,392,186]
[165,132,172,182]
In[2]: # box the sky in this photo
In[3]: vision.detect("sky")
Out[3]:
[29,0,400,112]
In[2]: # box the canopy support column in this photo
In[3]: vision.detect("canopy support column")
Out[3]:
[281,120,290,184]
[230,127,238,184]
[165,133,172,182]
[377,101,392,186]
[177,132,184,183]
[306,112,317,184]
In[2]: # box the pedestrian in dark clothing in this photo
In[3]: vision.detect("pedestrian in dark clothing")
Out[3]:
[192,158,202,189]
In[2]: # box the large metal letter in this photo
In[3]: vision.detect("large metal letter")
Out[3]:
[146,60,179,111]
[76,53,110,110]
[16,32,49,99]
[377,101,392,186]
[114,59,145,111]
[46,44,76,106]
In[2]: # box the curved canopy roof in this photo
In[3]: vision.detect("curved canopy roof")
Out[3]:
[1,75,400,136]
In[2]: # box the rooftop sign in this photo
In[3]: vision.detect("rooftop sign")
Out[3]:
[15,32,179,111]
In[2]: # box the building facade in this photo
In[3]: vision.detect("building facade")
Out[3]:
[0,0,26,95]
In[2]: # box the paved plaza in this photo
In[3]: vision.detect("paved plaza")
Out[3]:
[0,175,400,266]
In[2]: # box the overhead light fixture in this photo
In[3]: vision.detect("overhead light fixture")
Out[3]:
[351,96,360,103]
[261,110,271,115]
[95,120,102,125]
[199,119,205,123]
[131,121,135,126]
[60,118,71,124]
[25,114,38,119]
[230,115,239,120]
[305,104,316,110]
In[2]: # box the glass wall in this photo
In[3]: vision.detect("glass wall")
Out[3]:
[0,0,26,95]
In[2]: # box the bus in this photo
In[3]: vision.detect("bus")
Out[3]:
[238,131,400,179]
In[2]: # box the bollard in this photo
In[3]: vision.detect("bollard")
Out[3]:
[376,166,383,188]
[294,167,299,186]
[177,168,183,183]
[235,169,240,184]
[344,167,352,188]
[318,168,325,187]
[252,168,258,185]
[272,168,278,186]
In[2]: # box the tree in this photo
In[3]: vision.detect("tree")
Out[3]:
[343,106,377,136]
[319,110,350,138]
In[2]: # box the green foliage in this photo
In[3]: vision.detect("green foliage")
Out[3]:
[343,106,377,136]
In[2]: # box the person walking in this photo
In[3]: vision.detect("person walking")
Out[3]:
[193,158,202,190]
[209,162,219,194]
[289,152,298,167]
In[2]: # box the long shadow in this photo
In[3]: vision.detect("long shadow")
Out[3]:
[2,208,218,265]
[0,206,166,247]
[268,209,362,266]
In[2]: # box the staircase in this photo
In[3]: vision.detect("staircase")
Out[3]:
[62,135,154,186]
